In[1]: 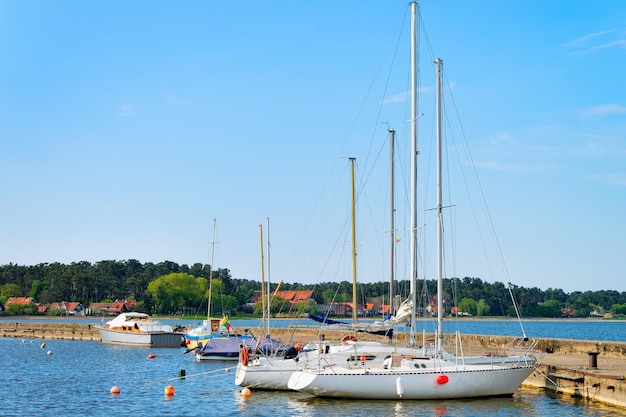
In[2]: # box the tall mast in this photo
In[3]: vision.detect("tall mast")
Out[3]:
[266,217,271,336]
[389,129,396,316]
[409,0,419,346]
[435,57,444,356]
[259,224,266,334]
[207,218,216,319]
[349,157,358,326]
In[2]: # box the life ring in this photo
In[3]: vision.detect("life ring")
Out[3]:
[341,335,358,345]
[240,348,249,366]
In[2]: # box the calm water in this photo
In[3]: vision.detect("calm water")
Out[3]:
[232,318,626,343]
[2,327,625,417]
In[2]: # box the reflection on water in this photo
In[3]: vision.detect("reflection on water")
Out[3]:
[232,386,623,417]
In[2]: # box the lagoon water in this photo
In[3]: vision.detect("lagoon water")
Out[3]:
[2,319,626,416]
[232,318,626,343]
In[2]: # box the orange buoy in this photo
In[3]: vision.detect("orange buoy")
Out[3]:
[360,353,366,363]
[110,386,121,394]
[147,353,156,359]
[241,387,251,397]
[164,385,175,396]
[436,375,449,385]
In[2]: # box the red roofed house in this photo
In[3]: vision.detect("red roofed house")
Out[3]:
[274,290,315,305]
[87,302,128,316]
[49,301,85,316]
[379,304,391,315]
[5,297,35,306]
[87,299,138,316]
[5,297,46,314]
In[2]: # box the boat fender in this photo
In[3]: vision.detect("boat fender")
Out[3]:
[341,335,358,345]
[240,347,249,366]
[396,377,404,397]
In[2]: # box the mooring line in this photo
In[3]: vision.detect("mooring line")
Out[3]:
[141,366,235,386]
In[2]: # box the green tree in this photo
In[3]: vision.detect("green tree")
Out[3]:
[147,273,206,314]
[0,283,21,303]
[29,280,48,300]
[476,299,490,316]
[610,303,626,316]
[458,297,477,316]
[254,295,288,316]
[536,299,562,317]
[211,293,239,315]
[293,299,315,315]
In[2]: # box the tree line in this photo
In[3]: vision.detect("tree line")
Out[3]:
[1,260,625,318]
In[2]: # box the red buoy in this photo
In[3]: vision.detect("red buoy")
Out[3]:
[164,385,175,396]
[147,353,156,359]
[110,386,121,395]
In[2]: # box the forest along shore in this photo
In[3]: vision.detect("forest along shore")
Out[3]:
[3,322,626,409]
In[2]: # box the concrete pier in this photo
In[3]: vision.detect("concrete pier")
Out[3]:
[1,321,101,341]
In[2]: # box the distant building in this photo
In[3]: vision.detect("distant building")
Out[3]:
[316,302,364,317]
[5,297,35,306]
[274,290,316,305]
[49,302,85,316]
[87,302,128,316]
[244,290,316,312]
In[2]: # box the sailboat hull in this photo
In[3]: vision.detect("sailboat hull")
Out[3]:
[235,357,298,390]
[288,363,535,400]
[235,341,432,390]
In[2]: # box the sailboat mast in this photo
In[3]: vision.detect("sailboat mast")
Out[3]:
[435,57,444,356]
[349,157,358,326]
[259,224,266,334]
[389,129,396,316]
[409,0,419,346]
[266,217,271,336]
[208,218,216,319]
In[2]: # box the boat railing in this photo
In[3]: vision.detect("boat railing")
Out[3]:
[497,337,539,366]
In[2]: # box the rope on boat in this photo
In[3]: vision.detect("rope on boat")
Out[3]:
[140,365,235,386]
[530,365,599,392]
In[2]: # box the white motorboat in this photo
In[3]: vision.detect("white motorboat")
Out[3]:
[96,312,183,347]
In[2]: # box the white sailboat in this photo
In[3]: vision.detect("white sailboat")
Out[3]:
[184,219,237,352]
[235,159,415,390]
[287,3,536,399]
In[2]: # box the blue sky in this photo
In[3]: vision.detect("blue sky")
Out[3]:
[1,1,625,294]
